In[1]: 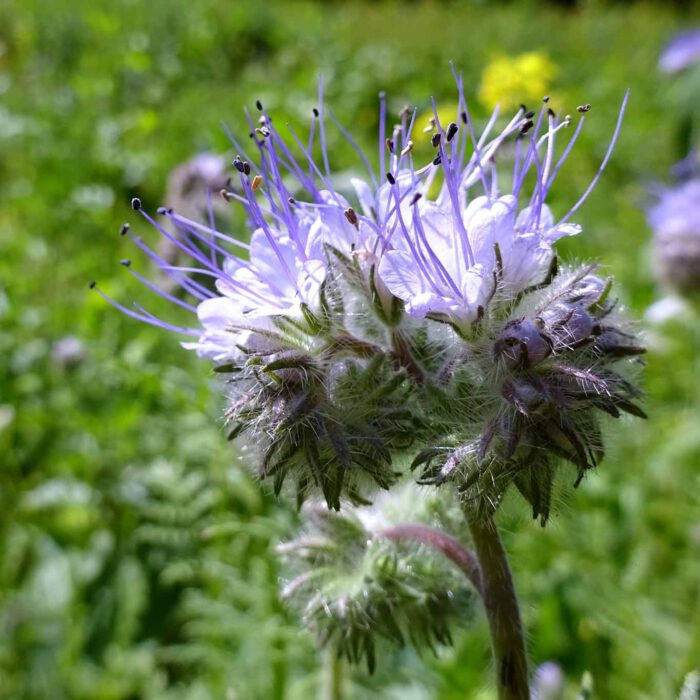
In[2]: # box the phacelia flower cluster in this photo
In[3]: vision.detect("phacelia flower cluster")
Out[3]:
[97,76,643,522]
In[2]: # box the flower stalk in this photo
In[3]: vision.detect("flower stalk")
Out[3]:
[383,517,529,699]
[322,648,344,700]
[467,515,529,700]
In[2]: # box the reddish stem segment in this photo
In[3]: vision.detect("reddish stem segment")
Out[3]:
[380,523,483,596]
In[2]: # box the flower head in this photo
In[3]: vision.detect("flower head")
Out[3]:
[97,74,640,513]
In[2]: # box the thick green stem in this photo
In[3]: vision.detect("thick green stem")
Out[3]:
[321,648,343,700]
[467,516,529,700]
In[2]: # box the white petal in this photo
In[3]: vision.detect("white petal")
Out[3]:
[351,177,375,218]
[546,222,582,241]
[378,249,426,300]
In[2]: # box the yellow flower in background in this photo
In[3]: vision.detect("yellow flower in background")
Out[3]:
[414,104,460,140]
[478,52,556,111]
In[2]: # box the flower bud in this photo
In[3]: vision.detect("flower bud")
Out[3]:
[278,485,474,672]
[539,302,597,350]
[494,319,552,368]
[227,351,422,510]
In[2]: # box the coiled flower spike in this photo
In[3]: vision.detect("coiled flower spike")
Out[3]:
[412,266,645,524]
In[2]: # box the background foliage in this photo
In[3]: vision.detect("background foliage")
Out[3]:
[1,0,700,698]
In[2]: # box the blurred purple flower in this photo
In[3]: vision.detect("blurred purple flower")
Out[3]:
[648,178,700,293]
[659,28,700,73]
[51,335,86,369]
[532,661,564,700]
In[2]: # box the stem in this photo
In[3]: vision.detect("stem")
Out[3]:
[467,516,529,700]
[390,329,425,384]
[380,524,483,595]
[321,647,343,700]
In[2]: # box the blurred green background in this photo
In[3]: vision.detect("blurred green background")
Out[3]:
[2,0,700,698]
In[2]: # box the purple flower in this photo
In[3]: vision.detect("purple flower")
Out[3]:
[532,661,564,700]
[648,178,700,293]
[376,89,625,331]
[97,75,628,355]
[659,28,700,73]
[648,179,700,237]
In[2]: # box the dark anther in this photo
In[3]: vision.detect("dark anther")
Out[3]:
[524,110,536,119]
[446,122,458,142]
[520,120,534,135]
[519,103,528,113]
[386,172,396,185]
[249,132,255,139]
[220,189,233,202]
[131,197,141,211]
[577,104,591,113]
[233,157,245,173]
[543,95,550,103]
[432,154,442,166]
[288,196,296,205]
[120,259,131,267]
[255,99,263,111]
[385,138,394,153]
[431,132,441,148]
[89,281,96,289]
[119,223,130,236]
[157,206,167,215]
[410,192,422,205]
[312,107,319,117]
[243,161,251,175]
[344,207,359,227]
[547,108,555,118]
[460,110,467,124]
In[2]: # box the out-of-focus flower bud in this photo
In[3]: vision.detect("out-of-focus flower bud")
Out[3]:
[532,661,565,700]
[51,335,86,369]
[278,485,475,672]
